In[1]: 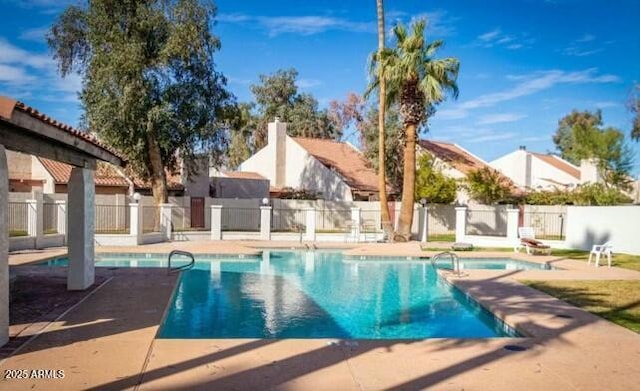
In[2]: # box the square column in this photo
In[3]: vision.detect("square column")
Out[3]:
[350,207,361,242]
[27,194,43,249]
[418,206,429,243]
[506,208,520,243]
[67,167,95,290]
[160,204,172,241]
[304,208,316,242]
[0,145,9,346]
[260,206,272,241]
[129,203,143,245]
[56,200,67,245]
[455,206,467,243]
[210,205,222,241]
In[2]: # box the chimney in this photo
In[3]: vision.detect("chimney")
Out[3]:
[580,158,600,184]
[519,145,526,150]
[268,118,287,187]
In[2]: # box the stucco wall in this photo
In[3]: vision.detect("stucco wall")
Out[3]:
[211,177,269,199]
[491,150,579,189]
[565,206,640,254]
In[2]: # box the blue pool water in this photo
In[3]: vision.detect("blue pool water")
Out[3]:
[36,252,532,339]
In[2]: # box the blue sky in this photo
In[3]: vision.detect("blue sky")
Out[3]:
[1,0,639,172]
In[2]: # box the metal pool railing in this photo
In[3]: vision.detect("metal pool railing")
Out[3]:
[95,204,130,234]
[272,209,306,232]
[8,202,28,236]
[43,202,58,234]
[522,211,566,240]
[221,207,260,232]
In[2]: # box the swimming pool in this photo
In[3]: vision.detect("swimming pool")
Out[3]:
[36,251,525,339]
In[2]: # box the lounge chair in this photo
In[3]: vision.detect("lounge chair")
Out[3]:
[588,241,613,267]
[515,227,551,255]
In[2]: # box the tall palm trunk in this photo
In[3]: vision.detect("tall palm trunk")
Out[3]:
[376,0,393,239]
[395,123,417,241]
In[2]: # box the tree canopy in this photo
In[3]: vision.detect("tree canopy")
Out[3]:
[248,68,338,150]
[48,0,233,203]
[465,167,512,204]
[552,109,633,189]
[415,153,457,204]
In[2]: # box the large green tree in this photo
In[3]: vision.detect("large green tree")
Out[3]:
[630,84,640,141]
[249,68,338,150]
[367,19,459,241]
[48,0,232,204]
[553,109,634,189]
[227,103,255,169]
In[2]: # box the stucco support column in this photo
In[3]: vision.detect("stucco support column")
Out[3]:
[0,145,10,346]
[210,205,222,241]
[129,203,142,245]
[418,206,429,243]
[506,208,520,243]
[304,208,316,242]
[260,206,271,240]
[67,167,95,291]
[56,200,67,245]
[351,207,361,242]
[160,203,172,241]
[455,206,467,243]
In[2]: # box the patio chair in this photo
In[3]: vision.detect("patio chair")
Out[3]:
[588,241,613,267]
[515,227,551,255]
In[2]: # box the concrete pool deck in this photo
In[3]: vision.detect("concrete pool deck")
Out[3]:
[2,241,639,390]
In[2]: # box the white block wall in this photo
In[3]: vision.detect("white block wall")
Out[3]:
[565,206,640,255]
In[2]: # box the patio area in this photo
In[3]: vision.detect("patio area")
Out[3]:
[1,241,639,390]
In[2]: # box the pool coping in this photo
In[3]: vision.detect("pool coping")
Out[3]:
[4,244,640,390]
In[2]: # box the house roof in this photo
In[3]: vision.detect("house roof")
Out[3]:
[128,169,184,191]
[38,157,130,187]
[530,152,580,180]
[222,171,266,180]
[0,96,126,163]
[292,137,388,193]
[38,157,184,190]
[418,140,492,175]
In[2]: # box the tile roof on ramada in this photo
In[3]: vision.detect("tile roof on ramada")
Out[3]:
[292,137,391,193]
[223,171,266,180]
[530,152,580,180]
[38,157,130,187]
[0,96,126,162]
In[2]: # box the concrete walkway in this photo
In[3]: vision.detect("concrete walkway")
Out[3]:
[1,241,639,390]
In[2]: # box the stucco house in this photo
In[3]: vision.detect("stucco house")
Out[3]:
[6,150,185,195]
[417,139,512,204]
[210,171,270,199]
[489,146,600,191]
[238,119,389,201]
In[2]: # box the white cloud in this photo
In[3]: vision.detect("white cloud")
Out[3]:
[562,34,603,57]
[437,68,620,120]
[297,78,322,88]
[218,13,373,36]
[593,101,619,108]
[0,64,35,84]
[477,113,527,125]
[19,26,50,42]
[474,28,534,50]
[0,38,52,69]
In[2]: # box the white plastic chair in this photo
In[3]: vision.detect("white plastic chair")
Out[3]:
[588,242,613,267]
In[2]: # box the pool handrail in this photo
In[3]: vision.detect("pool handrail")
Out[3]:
[432,251,460,276]
[168,250,195,274]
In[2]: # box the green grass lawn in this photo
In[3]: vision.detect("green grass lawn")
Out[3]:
[550,249,640,272]
[427,233,456,242]
[523,280,640,333]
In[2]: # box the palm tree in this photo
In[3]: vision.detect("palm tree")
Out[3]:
[371,19,459,241]
[374,0,394,239]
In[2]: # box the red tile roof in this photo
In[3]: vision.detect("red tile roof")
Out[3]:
[129,169,184,191]
[223,171,266,180]
[530,152,580,180]
[418,140,491,175]
[292,137,392,193]
[38,157,129,187]
[0,96,126,162]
